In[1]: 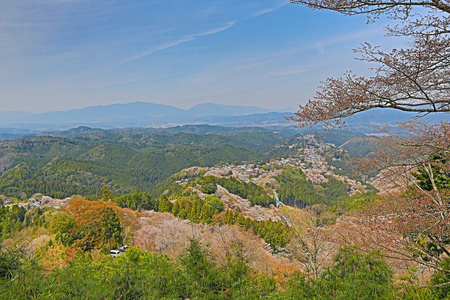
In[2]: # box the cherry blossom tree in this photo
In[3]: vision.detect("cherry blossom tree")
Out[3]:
[287,1,450,288]
[288,0,450,129]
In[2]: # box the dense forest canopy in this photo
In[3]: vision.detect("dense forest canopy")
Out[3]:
[0,126,368,199]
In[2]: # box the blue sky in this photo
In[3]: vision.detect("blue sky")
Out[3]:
[0,0,390,113]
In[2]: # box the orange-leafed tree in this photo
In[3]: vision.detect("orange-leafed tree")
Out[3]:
[61,198,137,251]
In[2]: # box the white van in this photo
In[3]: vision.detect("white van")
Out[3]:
[110,250,121,258]
[118,245,129,252]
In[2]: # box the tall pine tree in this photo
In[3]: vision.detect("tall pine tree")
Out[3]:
[101,207,122,251]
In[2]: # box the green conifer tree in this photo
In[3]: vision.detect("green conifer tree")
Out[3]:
[101,207,122,251]
[158,195,173,212]
[101,185,112,202]
[172,202,181,216]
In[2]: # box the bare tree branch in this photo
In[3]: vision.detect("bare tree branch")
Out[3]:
[288,0,450,129]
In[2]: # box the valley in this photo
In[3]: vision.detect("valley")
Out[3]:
[0,123,445,299]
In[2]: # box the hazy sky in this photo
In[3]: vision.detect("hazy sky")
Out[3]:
[0,0,391,113]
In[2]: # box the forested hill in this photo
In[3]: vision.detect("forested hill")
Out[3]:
[0,126,294,199]
[0,126,369,200]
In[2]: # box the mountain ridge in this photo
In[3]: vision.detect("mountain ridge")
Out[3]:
[0,101,292,128]
[1,102,448,133]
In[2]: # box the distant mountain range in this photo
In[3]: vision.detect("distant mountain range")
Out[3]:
[0,102,448,134]
[0,102,293,130]
[341,108,450,134]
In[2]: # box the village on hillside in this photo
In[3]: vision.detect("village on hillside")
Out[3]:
[185,134,367,199]
[0,134,368,211]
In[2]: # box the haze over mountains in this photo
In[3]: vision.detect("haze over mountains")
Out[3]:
[0,102,291,129]
[0,101,448,134]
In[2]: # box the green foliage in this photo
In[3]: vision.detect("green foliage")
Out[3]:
[0,242,439,299]
[203,194,224,213]
[101,207,122,251]
[179,238,222,298]
[158,195,173,213]
[157,192,223,224]
[412,154,450,191]
[322,177,350,200]
[275,167,319,207]
[113,191,158,211]
[0,127,369,207]
[331,192,378,213]
[0,159,104,199]
[202,182,217,194]
[224,210,292,251]
[0,205,27,241]
[101,185,112,201]
[179,238,277,299]
[304,130,365,147]
[49,213,75,246]
[431,258,450,298]
[171,196,216,224]
[0,246,24,280]
[0,243,277,299]
[262,145,299,160]
[323,149,363,175]
[276,167,350,207]
[198,169,207,177]
[1,247,182,299]
[199,176,275,207]
[0,134,264,199]
[223,241,249,284]
[322,247,393,297]
[338,138,377,157]
[164,194,288,250]
[280,247,394,299]
[150,174,186,199]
